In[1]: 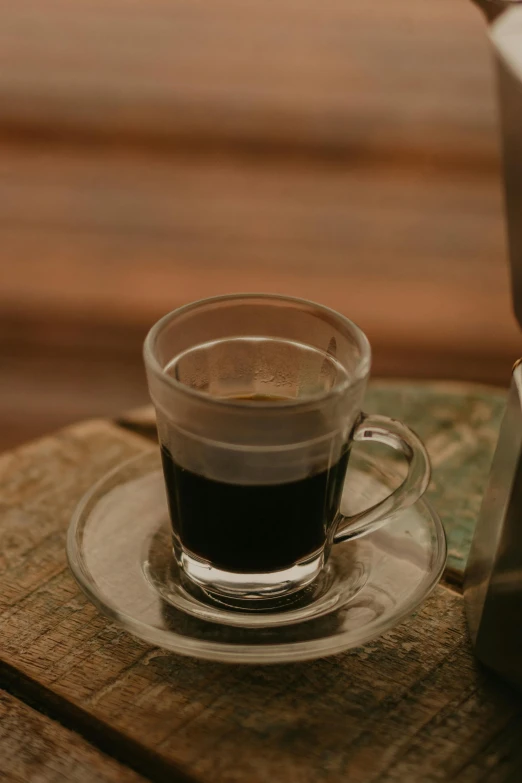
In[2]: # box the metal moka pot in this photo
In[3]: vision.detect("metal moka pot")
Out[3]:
[465,360,522,689]
[465,1,522,688]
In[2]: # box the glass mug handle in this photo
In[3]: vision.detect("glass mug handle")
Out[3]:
[334,413,431,543]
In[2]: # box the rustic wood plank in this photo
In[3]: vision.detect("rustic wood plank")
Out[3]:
[0,0,496,164]
[0,688,146,783]
[0,422,195,782]
[0,419,521,782]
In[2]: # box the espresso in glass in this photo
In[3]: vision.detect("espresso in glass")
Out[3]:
[144,294,430,602]
[161,394,350,575]
[159,339,351,594]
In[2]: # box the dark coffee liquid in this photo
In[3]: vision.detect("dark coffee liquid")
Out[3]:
[161,395,349,573]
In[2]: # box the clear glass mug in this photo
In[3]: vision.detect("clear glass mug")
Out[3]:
[144,294,430,602]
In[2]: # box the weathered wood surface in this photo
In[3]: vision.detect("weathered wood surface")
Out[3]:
[1,417,521,782]
[0,689,146,783]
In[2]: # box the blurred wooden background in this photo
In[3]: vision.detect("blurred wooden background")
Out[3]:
[1,0,520,451]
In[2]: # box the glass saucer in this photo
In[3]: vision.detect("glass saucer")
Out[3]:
[66,448,446,664]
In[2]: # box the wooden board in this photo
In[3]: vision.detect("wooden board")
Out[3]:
[0,689,146,783]
[1,417,521,782]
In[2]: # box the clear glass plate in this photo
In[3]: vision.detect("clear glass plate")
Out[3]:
[66,448,446,664]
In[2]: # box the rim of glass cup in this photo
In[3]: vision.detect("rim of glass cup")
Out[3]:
[143,293,372,410]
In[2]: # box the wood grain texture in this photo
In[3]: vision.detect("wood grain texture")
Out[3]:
[0,419,521,782]
[0,0,496,164]
[0,689,146,783]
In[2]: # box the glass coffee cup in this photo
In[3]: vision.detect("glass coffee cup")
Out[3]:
[144,294,430,602]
